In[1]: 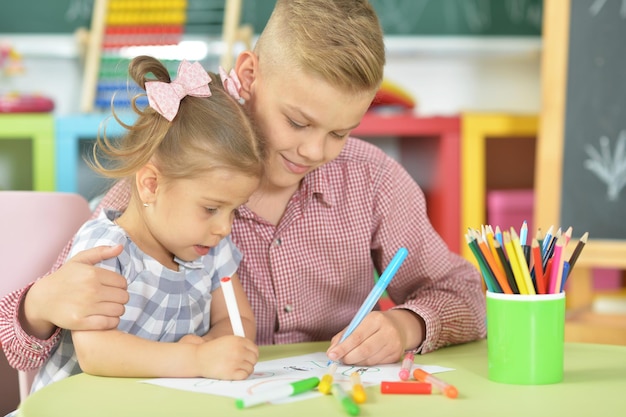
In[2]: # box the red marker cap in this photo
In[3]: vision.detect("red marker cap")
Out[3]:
[380,381,432,395]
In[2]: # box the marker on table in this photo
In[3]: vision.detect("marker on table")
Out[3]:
[327,247,409,366]
[412,368,458,399]
[318,362,338,395]
[350,372,367,404]
[380,381,432,395]
[330,383,360,416]
[220,277,245,337]
[234,377,320,409]
[398,351,414,381]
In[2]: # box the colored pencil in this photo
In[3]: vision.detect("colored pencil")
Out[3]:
[475,232,513,294]
[487,226,508,286]
[563,226,573,246]
[466,233,497,292]
[494,225,504,248]
[493,239,519,293]
[536,227,544,251]
[542,230,559,270]
[519,220,528,246]
[548,235,566,294]
[531,238,546,294]
[503,231,528,294]
[509,228,536,295]
[566,232,588,278]
[541,225,554,256]
[485,225,502,269]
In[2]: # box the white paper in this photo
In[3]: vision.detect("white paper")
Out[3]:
[140,351,454,403]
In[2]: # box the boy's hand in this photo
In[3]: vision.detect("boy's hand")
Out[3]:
[23,245,129,338]
[326,310,424,366]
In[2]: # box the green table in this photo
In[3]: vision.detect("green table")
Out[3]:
[18,340,626,417]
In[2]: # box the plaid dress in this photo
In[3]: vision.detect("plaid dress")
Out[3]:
[31,209,241,392]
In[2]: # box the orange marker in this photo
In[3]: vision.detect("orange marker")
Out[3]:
[380,381,432,395]
[412,369,458,399]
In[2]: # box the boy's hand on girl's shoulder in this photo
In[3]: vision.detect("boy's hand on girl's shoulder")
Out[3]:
[195,335,259,380]
[24,245,129,338]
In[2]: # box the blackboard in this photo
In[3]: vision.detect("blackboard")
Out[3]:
[1,0,542,36]
[536,0,626,268]
[249,0,543,36]
[561,0,626,240]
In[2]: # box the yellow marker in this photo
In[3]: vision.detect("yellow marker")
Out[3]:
[350,372,367,404]
[318,363,337,395]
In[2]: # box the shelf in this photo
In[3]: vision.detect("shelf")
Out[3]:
[460,112,539,262]
[0,113,55,191]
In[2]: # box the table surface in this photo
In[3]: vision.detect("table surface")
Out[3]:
[18,339,626,417]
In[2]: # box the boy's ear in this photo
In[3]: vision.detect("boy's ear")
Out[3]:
[136,163,160,205]
[235,51,258,101]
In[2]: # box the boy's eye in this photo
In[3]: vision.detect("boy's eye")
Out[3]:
[331,131,349,139]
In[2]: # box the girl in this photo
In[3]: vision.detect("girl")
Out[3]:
[30,55,263,392]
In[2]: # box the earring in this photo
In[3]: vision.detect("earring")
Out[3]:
[143,203,149,207]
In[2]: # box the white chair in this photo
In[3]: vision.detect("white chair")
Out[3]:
[0,191,92,401]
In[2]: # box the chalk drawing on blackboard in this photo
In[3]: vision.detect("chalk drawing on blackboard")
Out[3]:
[589,0,626,18]
[65,0,93,23]
[584,130,626,201]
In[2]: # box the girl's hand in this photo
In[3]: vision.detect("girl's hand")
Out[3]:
[178,334,204,345]
[195,335,258,380]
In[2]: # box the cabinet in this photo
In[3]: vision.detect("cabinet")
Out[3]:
[55,113,132,201]
[460,112,538,261]
[0,114,55,191]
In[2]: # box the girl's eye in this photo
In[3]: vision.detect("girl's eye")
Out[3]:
[288,118,306,129]
[205,207,218,214]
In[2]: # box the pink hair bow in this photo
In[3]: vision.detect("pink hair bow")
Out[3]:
[146,60,212,121]
[219,66,242,101]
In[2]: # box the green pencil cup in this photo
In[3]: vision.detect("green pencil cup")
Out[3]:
[486,291,565,385]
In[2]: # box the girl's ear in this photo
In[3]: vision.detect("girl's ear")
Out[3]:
[136,163,160,205]
[235,51,258,101]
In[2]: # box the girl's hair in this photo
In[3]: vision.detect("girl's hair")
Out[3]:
[90,55,263,183]
[256,0,385,94]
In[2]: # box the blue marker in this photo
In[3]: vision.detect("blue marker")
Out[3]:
[327,247,409,365]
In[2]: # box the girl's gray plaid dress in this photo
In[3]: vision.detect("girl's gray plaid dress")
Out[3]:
[31,209,242,393]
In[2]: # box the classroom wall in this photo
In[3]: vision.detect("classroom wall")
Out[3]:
[2,35,541,116]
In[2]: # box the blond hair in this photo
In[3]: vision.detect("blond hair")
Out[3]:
[256,0,385,94]
[91,55,263,183]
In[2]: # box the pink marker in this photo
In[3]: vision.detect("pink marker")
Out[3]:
[398,351,414,381]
